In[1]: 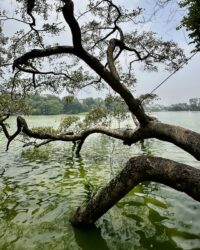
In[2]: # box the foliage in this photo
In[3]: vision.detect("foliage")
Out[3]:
[0,0,186,97]
[179,0,200,51]
[27,94,64,115]
[31,126,58,135]
[58,115,80,132]
[83,106,109,127]
[0,27,10,78]
[62,96,86,114]
[26,94,106,115]
[0,94,29,117]
[167,100,200,111]
[105,95,129,127]
[25,116,80,137]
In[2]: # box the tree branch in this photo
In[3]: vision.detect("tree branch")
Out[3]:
[0,114,10,123]
[1,116,128,151]
[12,1,150,126]
[16,64,76,82]
[13,46,75,71]
[70,155,200,226]
[61,1,150,126]
[107,39,121,80]
[27,0,36,26]
[62,0,82,49]
[13,48,150,127]
[3,115,200,161]
[123,121,200,161]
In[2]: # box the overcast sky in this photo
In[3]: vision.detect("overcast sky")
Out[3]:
[134,0,200,105]
[0,0,199,105]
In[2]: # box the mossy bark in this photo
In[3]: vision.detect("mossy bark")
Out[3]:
[70,156,200,227]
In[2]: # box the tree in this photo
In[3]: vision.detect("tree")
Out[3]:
[63,95,85,114]
[27,94,64,114]
[0,0,200,227]
[179,0,200,51]
[151,0,200,51]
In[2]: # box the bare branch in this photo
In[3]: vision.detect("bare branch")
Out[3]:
[1,116,127,151]
[0,16,30,25]
[76,0,104,20]
[22,139,54,148]
[15,64,76,82]
[0,122,10,139]
[13,46,75,71]
[0,114,10,123]
[3,114,200,161]
[27,0,36,26]
[91,28,116,49]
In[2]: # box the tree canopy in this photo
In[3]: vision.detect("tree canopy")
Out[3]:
[179,0,200,51]
[0,0,200,227]
[152,0,200,51]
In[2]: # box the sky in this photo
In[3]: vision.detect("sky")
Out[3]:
[134,0,200,105]
[0,0,199,105]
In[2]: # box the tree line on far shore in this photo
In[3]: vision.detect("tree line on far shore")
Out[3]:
[149,98,200,112]
[26,94,105,115]
[27,95,200,115]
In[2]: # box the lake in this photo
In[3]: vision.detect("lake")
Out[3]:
[0,112,200,250]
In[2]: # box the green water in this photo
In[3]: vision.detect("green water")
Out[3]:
[0,112,200,250]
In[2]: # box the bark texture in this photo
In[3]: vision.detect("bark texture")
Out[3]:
[70,156,200,227]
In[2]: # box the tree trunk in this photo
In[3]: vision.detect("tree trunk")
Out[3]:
[70,156,200,227]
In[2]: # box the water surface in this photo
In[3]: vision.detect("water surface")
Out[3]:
[0,112,200,250]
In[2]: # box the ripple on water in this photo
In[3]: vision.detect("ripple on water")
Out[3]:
[1,113,200,250]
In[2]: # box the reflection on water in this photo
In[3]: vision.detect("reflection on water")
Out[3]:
[74,226,109,250]
[0,112,200,250]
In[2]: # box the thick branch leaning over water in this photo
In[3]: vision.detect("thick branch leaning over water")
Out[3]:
[70,155,200,227]
[0,116,200,160]
[1,116,200,160]
[0,116,126,152]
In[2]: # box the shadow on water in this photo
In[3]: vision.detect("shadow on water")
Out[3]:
[74,225,109,250]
